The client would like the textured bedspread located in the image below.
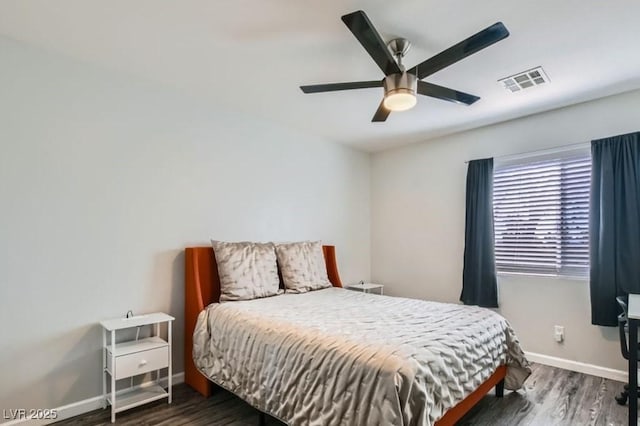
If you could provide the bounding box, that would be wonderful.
[193,288,530,426]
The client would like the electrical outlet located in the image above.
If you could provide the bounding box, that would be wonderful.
[554,325,564,343]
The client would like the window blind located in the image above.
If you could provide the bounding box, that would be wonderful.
[493,154,591,277]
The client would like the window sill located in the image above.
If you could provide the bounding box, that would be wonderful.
[497,271,589,282]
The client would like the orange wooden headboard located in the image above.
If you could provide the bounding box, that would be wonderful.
[184,245,343,397]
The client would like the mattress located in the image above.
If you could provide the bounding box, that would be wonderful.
[193,287,530,426]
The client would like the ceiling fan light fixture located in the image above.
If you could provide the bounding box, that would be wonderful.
[383,72,418,112]
[383,90,417,111]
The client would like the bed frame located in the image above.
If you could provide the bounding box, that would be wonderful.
[184,245,506,426]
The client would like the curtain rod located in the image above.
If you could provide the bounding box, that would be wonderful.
[464,141,590,164]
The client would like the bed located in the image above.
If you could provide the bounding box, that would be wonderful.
[184,245,530,425]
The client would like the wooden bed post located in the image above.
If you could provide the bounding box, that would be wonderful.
[258,412,266,426]
[495,378,505,398]
[433,365,507,426]
[322,245,343,288]
[184,248,216,398]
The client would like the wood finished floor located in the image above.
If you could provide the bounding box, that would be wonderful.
[55,363,628,425]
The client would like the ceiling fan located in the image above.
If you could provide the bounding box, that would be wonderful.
[300,10,509,122]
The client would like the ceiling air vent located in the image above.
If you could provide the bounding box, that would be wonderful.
[498,66,549,92]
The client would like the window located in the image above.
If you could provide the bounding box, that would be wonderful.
[493,151,591,277]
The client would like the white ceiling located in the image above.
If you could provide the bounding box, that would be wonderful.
[1,0,640,151]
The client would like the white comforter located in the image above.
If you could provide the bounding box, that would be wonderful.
[193,288,530,426]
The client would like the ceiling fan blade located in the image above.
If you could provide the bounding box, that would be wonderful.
[300,80,383,94]
[341,10,401,76]
[408,22,509,80]
[372,101,391,122]
[417,81,480,105]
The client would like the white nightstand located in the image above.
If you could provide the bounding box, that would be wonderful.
[100,312,174,423]
[347,282,384,295]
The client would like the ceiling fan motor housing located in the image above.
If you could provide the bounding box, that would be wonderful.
[384,72,417,98]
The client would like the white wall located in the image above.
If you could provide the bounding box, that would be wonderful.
[0,37,370,413]
[371,88,640,372]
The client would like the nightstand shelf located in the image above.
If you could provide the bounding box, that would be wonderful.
[100,312,174,423]
[106,384,168,413]
[347,282,384,295]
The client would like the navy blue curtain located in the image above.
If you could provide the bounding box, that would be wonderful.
[461,158,498,308]
[590,131,640,326]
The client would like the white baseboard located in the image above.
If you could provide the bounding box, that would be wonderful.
[525,351,627,382]
[1,373,184,426]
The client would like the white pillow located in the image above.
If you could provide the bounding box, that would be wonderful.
[275,241,332,293]
[211,240,281,301]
